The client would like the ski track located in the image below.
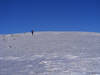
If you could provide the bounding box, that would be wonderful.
[0,32,100,75]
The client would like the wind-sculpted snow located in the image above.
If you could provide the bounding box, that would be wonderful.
[0,32,100,75]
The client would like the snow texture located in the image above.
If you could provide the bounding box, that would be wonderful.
[0,31,100,75]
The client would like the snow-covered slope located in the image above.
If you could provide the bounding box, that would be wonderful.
[0,31,100,75]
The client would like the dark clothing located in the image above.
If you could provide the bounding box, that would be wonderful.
[32,30,34,36]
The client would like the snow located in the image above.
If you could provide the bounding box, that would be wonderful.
[0,31,100,75]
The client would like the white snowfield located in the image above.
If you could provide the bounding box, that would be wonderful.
[0,31,100,75]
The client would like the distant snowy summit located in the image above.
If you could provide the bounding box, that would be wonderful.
[0,31,100,38]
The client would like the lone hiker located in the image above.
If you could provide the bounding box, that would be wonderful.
[31,30,34,36]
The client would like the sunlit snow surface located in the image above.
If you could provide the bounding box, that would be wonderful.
[0,32,100,75]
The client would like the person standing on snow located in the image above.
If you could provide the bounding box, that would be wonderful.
[31,30,34,36]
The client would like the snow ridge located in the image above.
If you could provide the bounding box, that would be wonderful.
[0,32,100,75]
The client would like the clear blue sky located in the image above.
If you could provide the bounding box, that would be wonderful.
[0,0,99,34]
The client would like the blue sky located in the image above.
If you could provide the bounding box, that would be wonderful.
[0,0,99,34]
